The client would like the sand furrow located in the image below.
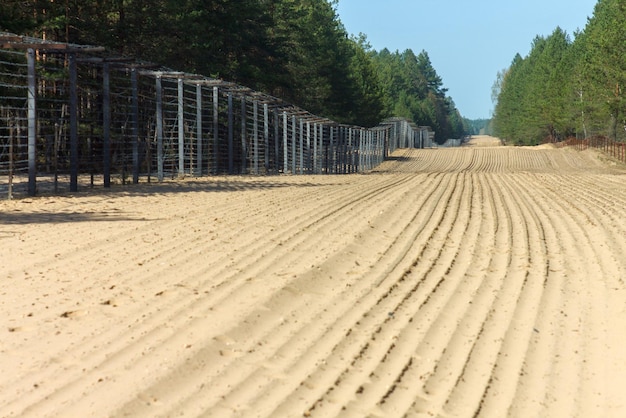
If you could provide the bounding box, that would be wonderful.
[1,143,625,418]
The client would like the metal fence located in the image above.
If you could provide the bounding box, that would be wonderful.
[0,33,432,198]
[555,136,626,163]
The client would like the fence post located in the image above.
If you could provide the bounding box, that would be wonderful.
[213,86,219,174]
[291,115,296,174]
[283,111,288,172]
[341,126,345,173]
[132,69,140,183]
[299,119,304,174]
[313,123,317,174]
[8,117,14,200]
[241,97,247,174]
[306,121,311,173]
[103,63,111,187]
[338,126,343,173]
[196,83,203,176]
[69,53,79,192]
[227,92,234,175]
[253,100,259,174]
[319,124,324,174]
[274,110,279,173]
[27,49,37,196]
[177,78,185,177]
[358,129,364,172]
[329,125,335,173]
[264,103,269,173]
[156,75,164,182]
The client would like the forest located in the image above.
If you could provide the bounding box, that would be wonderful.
[492,0,626,145]
[0,0,468,141]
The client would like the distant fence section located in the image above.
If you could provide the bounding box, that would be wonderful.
[0,32,434,198]
[438,137,466,148]
[555,136,626,164]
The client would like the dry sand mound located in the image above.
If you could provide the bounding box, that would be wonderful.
[1,146,626,417]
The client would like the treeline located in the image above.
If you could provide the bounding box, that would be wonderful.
[492,0,625,145]
[0,0,467,139]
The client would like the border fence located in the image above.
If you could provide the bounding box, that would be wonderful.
[0,32,433,198]
[555,136,626,164]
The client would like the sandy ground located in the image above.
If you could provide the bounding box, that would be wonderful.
[1,137,626,417]
[465,135,504,147]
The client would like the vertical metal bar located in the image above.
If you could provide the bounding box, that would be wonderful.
[368,132,378,170]
[317,124,322,174]
[196,83,203,176]
[27,49,37,196]
[69,53,78,192]
[299,119,304,174]
[102,63,111,187]
[274,110,279,173]
[253,100,259,174]
[313,123,318,174]
[54,121,59,191]
[329,125,335,174]
[264,103,269,172]
[342,127,347,174]
[283,111,288,173]
[367,131,378,170]
[359,129,364,172]
[213,86,219,174]
[348,128,352,173]
[156,76,164,182]
[8,117,14,200]
[177,78,184,177]
[338,126,342,174]
[132,69,139,183]
[241,97,247,174]
[228,92,234,174]
[291,115,296,174]
[306,122,311,173]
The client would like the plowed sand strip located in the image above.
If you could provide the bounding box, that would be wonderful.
[1,143,626,418]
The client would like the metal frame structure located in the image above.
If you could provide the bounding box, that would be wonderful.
[0,32,432,197]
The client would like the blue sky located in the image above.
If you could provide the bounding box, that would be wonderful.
[335,0,598,120]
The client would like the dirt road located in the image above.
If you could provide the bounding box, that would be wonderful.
[2,137,626,417]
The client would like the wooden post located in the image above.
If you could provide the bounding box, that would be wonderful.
[156,76,164,182]
[69,53,78,192]
[27,49,37,196]
[103,63,111,187]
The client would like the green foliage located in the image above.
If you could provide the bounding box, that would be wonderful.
[372,49,467,142]
[493,0,626,144]
[1,0,465,131]
[464,118,492,136]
